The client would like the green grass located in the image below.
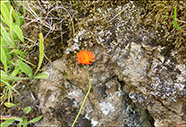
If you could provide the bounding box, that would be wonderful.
[0,1,48,126]
[172,5,181,31]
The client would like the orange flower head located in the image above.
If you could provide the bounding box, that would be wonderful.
[77,50,95,66]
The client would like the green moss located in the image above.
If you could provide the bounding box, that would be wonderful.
[136,1,186,63]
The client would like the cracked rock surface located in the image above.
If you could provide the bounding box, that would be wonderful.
[36,1,185,127]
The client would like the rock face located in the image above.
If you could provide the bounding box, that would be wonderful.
[36,1,185,127]
[37,57,153,127]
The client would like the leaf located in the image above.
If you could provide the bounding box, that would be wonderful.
[23,106,31,114]
[1,24,14,48]
[0,119,15,127]
[4,102,17,108]
[0,14,7,28]
[14,49,26,57]
[17,123,22,127]
[1,116,23,123]
[1,70,7,76]
[1,2,11,27]
[34,33,44,75]
[11,5,23,26]
[27,115,43,123]
[17,59,33,78]
[14,117,23,122]
[21,117,28,127]
[0,36,7,46]
[13,25,24,42]
[34,72,49,79]
[0,46,7,73]
[1,37,12,60]
[11,67,20,77]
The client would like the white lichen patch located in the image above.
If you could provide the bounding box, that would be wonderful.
[85,114,99,127]
[176,64,186,81]
[91,118,99,126]
[68,88,83,99]
[99,102,115,116]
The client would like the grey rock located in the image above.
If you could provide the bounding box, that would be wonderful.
[37,1,185,127]
[37,56,153,127]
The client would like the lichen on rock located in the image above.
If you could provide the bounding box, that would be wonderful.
[36,1,185,127]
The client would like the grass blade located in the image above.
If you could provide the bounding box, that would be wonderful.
[1,24,14,48]
[173,5,181,31]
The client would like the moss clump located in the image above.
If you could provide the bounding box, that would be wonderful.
[136,1,186,63]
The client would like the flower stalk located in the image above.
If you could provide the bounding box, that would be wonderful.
[71,66,92,127]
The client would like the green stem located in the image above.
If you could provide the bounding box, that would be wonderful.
[71,67,91,127]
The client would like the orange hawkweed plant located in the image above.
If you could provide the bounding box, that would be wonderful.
[71,50,95,127]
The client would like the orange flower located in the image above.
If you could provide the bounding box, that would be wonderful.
[77,50,95,65]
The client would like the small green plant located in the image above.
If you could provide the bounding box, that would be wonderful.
[0,1,48,126]
[0,1,48,99]
[1,32,48,81]
[1,0,25,103]
[1,102,43,127]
